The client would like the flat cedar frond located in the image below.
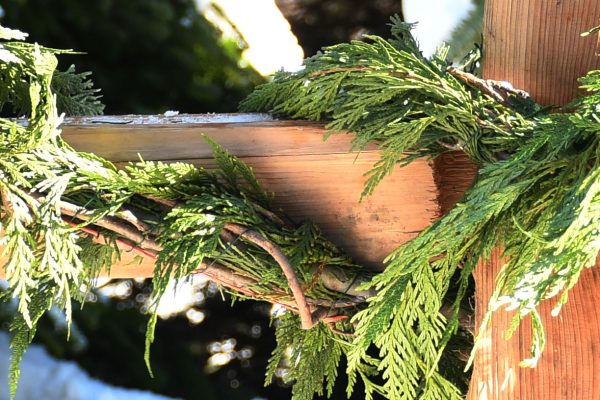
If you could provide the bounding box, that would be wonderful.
[3,14,600,400]
[0,24,365,400]
[242,14,600,400]
[52,65,104,116]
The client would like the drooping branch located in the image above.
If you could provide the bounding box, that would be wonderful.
[56,199,161,251]
[223,222,315,329]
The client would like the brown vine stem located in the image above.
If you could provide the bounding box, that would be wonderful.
[223,222,315,329]
[249,202,289,227]
[72,220,356,318]
[139,195,178,208]
[26,191,364,327]
[116,206,153,232]
[309,64,531,110]
[57,200,162,252]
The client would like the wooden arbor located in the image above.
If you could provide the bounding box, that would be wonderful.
[1,1,599,398]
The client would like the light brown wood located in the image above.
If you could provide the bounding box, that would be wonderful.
[0,115,441,276]
[62,114,384,162]
[483,0,600,106]
[163,154,437,269]
[466,1,600,399]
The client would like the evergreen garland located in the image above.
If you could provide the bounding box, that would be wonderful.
[2,16,600,400]
[0,25,372,399]
[242,17,600,399]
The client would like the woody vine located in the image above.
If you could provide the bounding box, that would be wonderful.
[1,17,600,400]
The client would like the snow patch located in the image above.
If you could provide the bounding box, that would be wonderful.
[0,332,178,400]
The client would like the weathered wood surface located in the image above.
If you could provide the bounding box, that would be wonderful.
[0,114,448,276]
[466,1,600,399]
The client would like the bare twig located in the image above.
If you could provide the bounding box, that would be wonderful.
[447,67,530,106]
[314,264,375,298]
[73,221,358,319]
[32,191,369,329]
[58,200,162,252]
[139,194,179,208]
[437,140,464,152]
[327,324,355,338]
[117,206,153,232]
[224,222,315,329]
[249,202,289,227]
[0,186,13,218]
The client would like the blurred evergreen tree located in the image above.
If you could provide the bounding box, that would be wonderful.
[446,0,484,62]
[277,0,484,67]
[0,0,264,114]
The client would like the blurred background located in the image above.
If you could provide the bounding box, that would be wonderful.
[0,1,482,399]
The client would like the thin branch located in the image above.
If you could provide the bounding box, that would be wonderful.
[0,186,14,219]
[249,201,289,227]
[447,67,530,105]
[46,193,367,327]
[437,140,465,152]
[73,221,355,317]
[224,222,315,329]
[58,200,162,252]
[116,206,153,232]
[139,194,179,208]
[327,323,355,338]
[314,264,375,298]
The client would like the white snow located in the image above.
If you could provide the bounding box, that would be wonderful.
[64,113,273,125]
[0,332,178,400]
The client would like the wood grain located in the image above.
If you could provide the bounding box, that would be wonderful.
[62,115,381,162]
[465,1,600,399]
[0,117,441,276]
[483,0,600,106]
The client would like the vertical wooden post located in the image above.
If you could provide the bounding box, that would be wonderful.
[467,1,600,399]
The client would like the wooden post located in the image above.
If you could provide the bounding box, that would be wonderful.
[467,2,600,399]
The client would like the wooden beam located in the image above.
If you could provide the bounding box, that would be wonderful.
[1,114,446,276]
[466,2,600,399]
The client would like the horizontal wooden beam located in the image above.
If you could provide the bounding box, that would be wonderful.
[2,114,475,277]
[62,113,380,161]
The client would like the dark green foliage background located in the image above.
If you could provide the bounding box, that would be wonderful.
[0,287,284,400]
[0,0,264,114]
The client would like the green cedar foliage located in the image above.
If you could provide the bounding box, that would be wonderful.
[242,17,600,399]
[5,15,600,400]
[52,65,104,116]
[0,25,366,400]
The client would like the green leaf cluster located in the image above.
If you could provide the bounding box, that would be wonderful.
[242,17,600,399]
[4,15,600,400]
[0,25,364,399]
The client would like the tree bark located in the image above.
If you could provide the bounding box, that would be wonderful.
[467,2,600,399]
